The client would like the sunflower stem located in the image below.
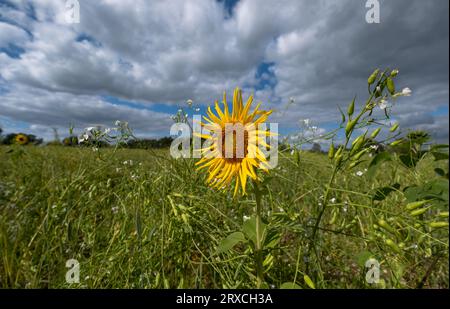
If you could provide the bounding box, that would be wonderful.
[253,180,264,289]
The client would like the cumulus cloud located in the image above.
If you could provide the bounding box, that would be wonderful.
[0,0,448,142]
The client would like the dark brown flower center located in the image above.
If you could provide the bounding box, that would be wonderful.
[220,126,248,162]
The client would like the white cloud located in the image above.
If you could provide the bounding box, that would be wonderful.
[0,0,448,142]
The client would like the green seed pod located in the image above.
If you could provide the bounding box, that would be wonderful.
[405,200,428,211]
[389,123,399,132]
[294,150,300,165]
[351,136,365,153]
[438,211,449,218]
[390,140,403,147]
[429,222,449,228]
[410,207,429,217]
[371,128,381,139]
[351,135,363,148]
[335,154,343,166]
[386,77,395,95]
[328,142,335,160]
[348,161,358,169]
[347,98,355,117]
[329,209,337,225]
[378,219,395,233]
[345,119,357,136]
[385,239,401,253]
[335,146,343,158]
[368,69,380,85]
[353,149,368,161]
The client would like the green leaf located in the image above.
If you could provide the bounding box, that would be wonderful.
[399,154,419,168]
[280,282,301,289]
[356,251,374,268]
[367,152,391,178]
[242,216,266,247]
[371,183,400,201]
[216,232,246,254]
[435,168,445,177]
[304,275,315,289]
[431,151,449,161]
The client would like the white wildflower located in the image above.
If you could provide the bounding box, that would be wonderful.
[243,215,250,222]
[379,99,388,110]
[92,147,99,152]
[401,87,412,96]
[356,170,364,177]
[330,198,336,203]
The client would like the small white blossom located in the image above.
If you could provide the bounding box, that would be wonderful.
[243,215,250,222]
[402,87,412,96]
[92,147,99,152]
[111,206,119,214]
[379,99,388,110]
[356,170,364,177]
[330,198,336,203]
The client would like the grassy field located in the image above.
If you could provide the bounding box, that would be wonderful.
[0,145,448,288]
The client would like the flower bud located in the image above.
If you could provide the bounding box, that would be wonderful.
[387,78,395,95]
[390,140,403,147]
[353,149,367,161]
[371,128,381,139]
[389,123,399,132]
[390,69,399,77]
[368,69,379,85]
[345,119,357,137]
[328,142,335,160]
[347,98,355,117]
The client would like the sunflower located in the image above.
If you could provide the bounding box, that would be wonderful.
[15,134,29,145]
[196,87,274,196]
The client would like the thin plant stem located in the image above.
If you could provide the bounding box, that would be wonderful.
[254,180,264,288]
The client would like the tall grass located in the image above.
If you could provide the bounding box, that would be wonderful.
[0,145,447,288]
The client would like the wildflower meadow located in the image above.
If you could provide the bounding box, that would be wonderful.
[0,69,448,289]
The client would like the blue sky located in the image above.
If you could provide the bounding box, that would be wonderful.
[0,0,448,144]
